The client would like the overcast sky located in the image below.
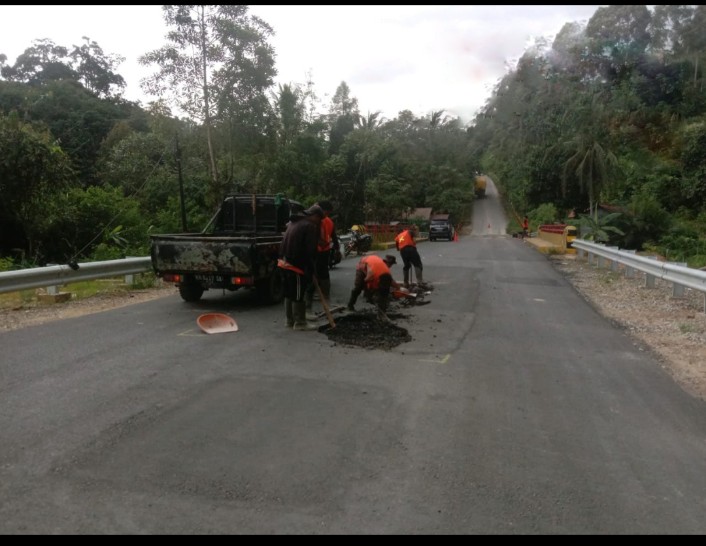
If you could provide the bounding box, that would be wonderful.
[2,5,604,123]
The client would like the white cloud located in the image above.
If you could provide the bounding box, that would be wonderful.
[1,4,604,123]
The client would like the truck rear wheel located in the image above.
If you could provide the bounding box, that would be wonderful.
[179,280,204,302]
[256,269,284,304]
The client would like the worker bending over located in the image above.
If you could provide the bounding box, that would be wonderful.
[347,254,400,318]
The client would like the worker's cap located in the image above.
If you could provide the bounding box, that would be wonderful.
[383,255,397,266]
[303,205,325,217]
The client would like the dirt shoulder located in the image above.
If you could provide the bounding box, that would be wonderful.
[0,283,176,332]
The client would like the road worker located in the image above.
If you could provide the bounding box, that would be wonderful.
[394,226,424,287]
[347,254,400,318]
[522,215,530,238]
[278,204,324,331]
[305,200,340,320]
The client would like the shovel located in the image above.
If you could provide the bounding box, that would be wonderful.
[312,276,336,329]
[316,305,346,318]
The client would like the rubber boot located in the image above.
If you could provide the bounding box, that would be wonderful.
[285,298,294,328]
[347,290,358,312]
[305,302,317,320]
[414,266,424,284]
[305,286,316,320]
[293,300,318,331]
[403,268,410,288]
[376,294,390,322]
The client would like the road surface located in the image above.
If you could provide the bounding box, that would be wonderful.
[2,184,706,534]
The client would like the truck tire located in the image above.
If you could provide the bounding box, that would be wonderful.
[256,269,284,304]
[179,280,204,302]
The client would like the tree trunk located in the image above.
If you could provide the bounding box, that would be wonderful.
[199,6,219,204]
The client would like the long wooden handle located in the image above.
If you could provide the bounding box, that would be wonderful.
[313,276,336,329]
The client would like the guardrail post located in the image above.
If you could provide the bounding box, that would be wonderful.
[624,250,636,278]
[44,263,59,294]
[645,256,658,288]
[608,247,620,272]
[124,256,135,285]
[670,262,688,298]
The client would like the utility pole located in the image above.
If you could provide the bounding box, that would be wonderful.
[175,134,188,232]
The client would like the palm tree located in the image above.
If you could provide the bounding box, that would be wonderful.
[578,211,624,243]
[553,87,621,220]
[562,134,620,220]
[355,111,384,131]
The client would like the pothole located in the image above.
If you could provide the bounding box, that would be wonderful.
[319,310,412,350]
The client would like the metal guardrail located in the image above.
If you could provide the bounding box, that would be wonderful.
[572,239,706,312]
[0,257,153,295]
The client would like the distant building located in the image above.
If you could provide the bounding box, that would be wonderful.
[404,207,433,223]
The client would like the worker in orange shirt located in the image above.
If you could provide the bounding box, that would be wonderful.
[347,254,400,318]
[394,226,424,287]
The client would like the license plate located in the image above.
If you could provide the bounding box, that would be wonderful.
[195,274,224,283]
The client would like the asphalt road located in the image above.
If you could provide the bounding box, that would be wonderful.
[2,183,706,534]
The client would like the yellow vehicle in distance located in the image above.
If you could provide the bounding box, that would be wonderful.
[474,175,487,198]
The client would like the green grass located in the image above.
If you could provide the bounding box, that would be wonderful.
[678,323,696,334]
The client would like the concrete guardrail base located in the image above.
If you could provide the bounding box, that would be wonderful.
[37,292,72,303]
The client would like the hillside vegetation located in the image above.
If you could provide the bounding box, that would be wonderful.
[1,5,704,269]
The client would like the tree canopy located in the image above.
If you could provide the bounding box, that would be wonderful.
[1,5,706,268]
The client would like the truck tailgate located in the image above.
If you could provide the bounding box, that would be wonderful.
[150,234,281,275]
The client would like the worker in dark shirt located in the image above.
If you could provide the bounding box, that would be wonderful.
[278,205,324,331]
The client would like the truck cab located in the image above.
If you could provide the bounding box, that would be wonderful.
[211,194,303,235]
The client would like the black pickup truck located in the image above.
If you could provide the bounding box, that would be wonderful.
[150,194,303,303]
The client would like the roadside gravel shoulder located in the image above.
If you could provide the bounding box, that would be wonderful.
[0,283,176,333]
[549,253,706,402]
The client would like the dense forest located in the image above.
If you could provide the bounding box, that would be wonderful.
[1,5,705,269]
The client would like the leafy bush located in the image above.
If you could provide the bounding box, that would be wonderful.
[618,193,673,249]
[578,212,625,243]
[656,222,706,265]
[531,203,560,226]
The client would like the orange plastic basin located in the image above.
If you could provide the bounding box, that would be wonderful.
[197,313,239,334]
